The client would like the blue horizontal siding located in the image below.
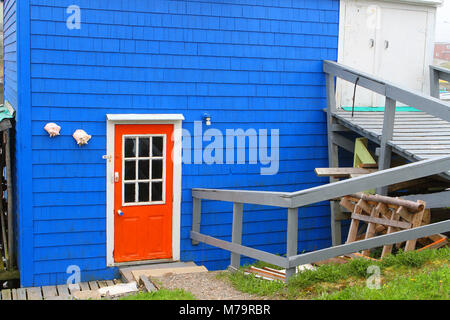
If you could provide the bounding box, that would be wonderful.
[20,0,340,286]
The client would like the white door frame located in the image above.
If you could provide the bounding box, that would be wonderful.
[105,114,184,267]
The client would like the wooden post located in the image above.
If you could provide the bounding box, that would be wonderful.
[5,130,14,270]
[429,66,440,99]
[230,203,243,269]
[192,197,201,245]
[377,97,396,195]
[325,73,344,246]
[285,207,298,280]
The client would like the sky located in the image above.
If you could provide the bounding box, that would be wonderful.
[436,0,450,42]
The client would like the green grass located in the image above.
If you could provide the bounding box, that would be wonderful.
[120,288,196,300]
[217,247,450,300]
[319,265,449,300]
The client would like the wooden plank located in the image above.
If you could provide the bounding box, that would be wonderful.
[68,283,80,295]
[56,284,70,297]
[191,231,289,268]
[315,167,377,177]
[88,281,99,290]
[79,282,90,291]
[405,204,427,252]
[105,280,114,286]
[381,207,402,257]
[346,201,364,243]
[16,288,27,300]
[42,286,58,299]
[351,213,411,229]
[1,289,12,300]
[97,281,108,288]
[230,202,243,269]
[113,279,122,284]
[11,289,17,300]
[288,220,450,268]
[26,287,43,300]
[362,203,384,256]
[139,275,158,292]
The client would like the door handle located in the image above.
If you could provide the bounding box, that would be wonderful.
[369,39,374,48]
[384,40,389,49]
[117,210,124,217]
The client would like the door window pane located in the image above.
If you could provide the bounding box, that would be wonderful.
[152,160,163,179]
[139,137,150,157]
[152,137,163,157]
[124,138,136,158]
[124,183,136,203]
[152,182,163,202]
[138,183,150,202]
[124,161,136,180]
[138,160,149,180]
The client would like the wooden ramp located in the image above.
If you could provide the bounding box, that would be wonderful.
[0,279,122,300]
[331,110,450,178]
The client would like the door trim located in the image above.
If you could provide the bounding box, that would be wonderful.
[105,114,184,267]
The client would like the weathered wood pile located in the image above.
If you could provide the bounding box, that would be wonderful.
[340,193,448,257]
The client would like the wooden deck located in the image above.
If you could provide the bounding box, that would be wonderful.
[332,110,450,178]
[0,279,123,300]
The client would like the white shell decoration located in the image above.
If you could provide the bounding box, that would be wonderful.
[73,129,92,146]
[44,123,61,137]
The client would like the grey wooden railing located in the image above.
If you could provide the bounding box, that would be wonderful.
[190,61,450,281]
[323,60,450,245]
[191,155,450,280]
[430,65,450,99]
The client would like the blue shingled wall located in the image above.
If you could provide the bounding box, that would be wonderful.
[23,0,339,286]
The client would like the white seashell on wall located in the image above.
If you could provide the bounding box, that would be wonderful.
[73,129,92,146]
[44,123,61,137]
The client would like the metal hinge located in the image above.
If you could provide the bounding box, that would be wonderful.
[102,155,112,162]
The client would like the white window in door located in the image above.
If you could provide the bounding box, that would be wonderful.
[122,135,166,205]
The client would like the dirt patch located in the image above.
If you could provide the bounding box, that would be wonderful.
[152,271,261,300]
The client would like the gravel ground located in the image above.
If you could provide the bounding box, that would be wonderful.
[152,271,262,300]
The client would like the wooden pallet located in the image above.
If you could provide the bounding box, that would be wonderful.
[340,193,442,258]
[0,279,122,300]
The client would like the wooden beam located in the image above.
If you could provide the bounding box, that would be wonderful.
[351,213,411,229]
[315,167,377,178]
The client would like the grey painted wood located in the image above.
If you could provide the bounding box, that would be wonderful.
[331,133,355,153]
[191,231,289,268]
[288,220,450,268]
[324,60,450,122]
[79,282,90,291]
[26,287,43,300]
[139,275,157,292]
[42,286,58,299]
[192,188,292,208]
[401,191,450,208]
[56,284,70,297]
[230,203,243,269]
[192,197,202,245]
[88,281,99,290]
[16,288,27,300]
[378,97,396,195]
[290,155,450,208]
[286,208,298,279]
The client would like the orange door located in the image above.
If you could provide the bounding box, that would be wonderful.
[114,124,173,263]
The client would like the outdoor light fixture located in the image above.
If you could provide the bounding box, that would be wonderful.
[202,113,212,126]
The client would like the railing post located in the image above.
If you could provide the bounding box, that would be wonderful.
[429,66,440,99]
[230,202,243,269]
[192,197,202,245]
[325,72,343,246]
[285,207,298,280]
[377,97,396,195]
